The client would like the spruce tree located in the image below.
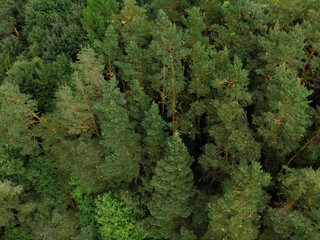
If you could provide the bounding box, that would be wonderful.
[147,133,195,239]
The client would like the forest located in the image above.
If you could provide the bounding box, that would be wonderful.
[0,0,320,239]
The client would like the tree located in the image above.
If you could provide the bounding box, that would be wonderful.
[5,56,71,112]
[149,10,190,133]
[81,0,119,43]
[95,192,145,240]
[147,133,195,239]
[94,77,142,186]
[141,102,167,180]
[253,65,312,172]
[25,0,85,60]
[260,167,320,240]
[204,161,271,240]
[0,82,39,155]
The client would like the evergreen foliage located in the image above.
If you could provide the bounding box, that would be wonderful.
[147,133,195,239]
[94,77,141,185]
[205,161,271,240]
[1,0,320,239]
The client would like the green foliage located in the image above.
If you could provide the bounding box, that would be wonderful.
[25,0,85,60]
[5,56,71,112]
[71,186,98,238]
[55,47,103,135]
[205,161,271,240]
[94,77,141,185]
[253,65,312,164]
[0,35,24,83]
[147,133,195,239]
[141,102,167,177]
[0,0,26,36]
[1,0,320,239]
[0,82,38,155]
[261,167,320,240]
[82,0,119,43]
[0,180,23,228]
[95,192,145,240]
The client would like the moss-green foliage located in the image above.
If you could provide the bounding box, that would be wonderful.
[1,0,320,239]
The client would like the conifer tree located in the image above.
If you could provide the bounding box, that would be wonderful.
[260,167,320,240]
[141,102,167,177]
[178,7,211,139]
[149,10,190,133]
[94,25,122,79]
[94,77,141,186]
[147,133,195,239]
[0,180,23,229]
[200,51,259,182]
[253,65,312,172]
[0,82,39,155]
[25,0,85,60]
[55,47,103,136]
[113,0,153,89]
[151,0,191,24]
[205,161,271,240]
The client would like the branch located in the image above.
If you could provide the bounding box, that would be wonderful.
[274,131,320,180]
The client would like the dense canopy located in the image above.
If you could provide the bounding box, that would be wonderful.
[0,0,320,239]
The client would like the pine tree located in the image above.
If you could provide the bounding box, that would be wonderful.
[147,133,195,239]
[0,82,39,155]
[151,0,191,24]
[55,47,103,136]
[253,65,312,172]
[204,161,271,240]
[94,77,141,186]
[199,51,259,182]
[149,10,190,133]
[177,7,211,140]
[94,25,122,79]
[113,0,153,89]
[260,167,320,240]
[0,180,23,228]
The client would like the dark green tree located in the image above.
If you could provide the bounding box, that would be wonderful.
[147,133,195,239]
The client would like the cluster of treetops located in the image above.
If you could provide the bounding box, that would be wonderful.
[0,0,320,239]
